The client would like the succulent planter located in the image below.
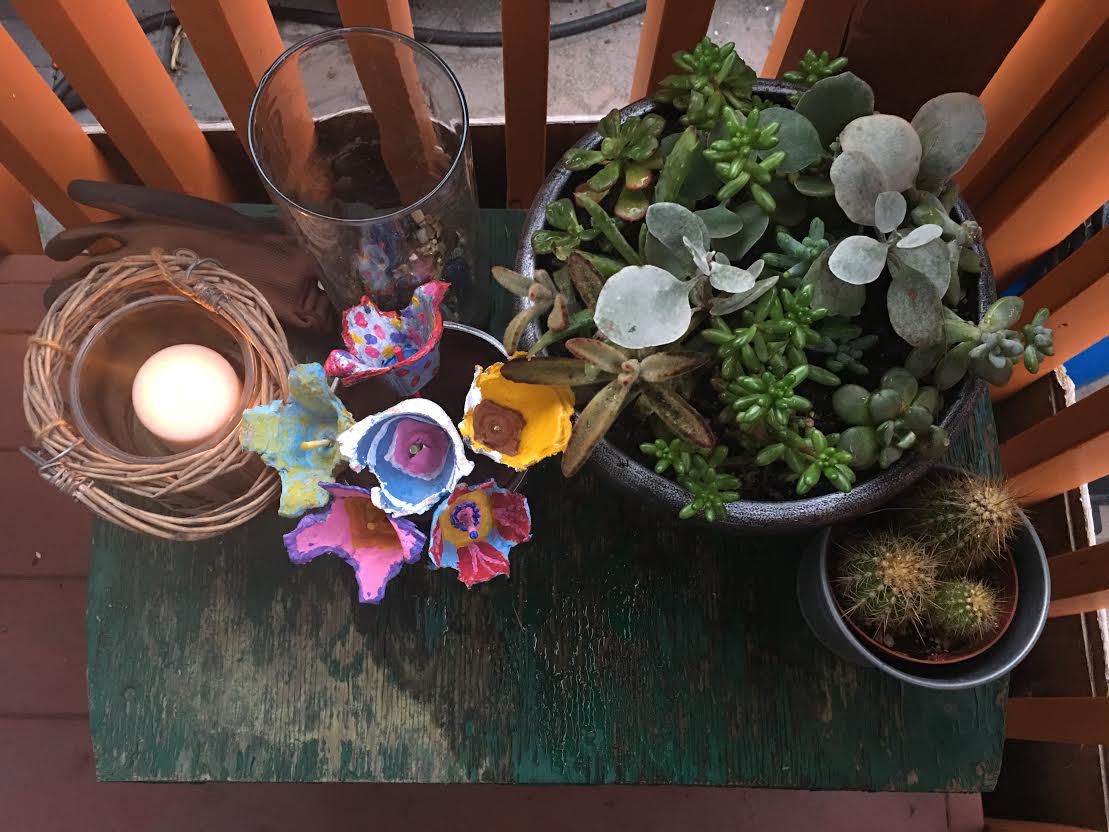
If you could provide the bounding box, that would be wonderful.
[514,87,997,533]
[795,508,1049,690]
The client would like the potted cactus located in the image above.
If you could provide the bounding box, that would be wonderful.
[500,40,1055,531]
[796,471,1050,689]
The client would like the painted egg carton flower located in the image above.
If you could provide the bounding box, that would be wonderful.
[429,480,532,587]
[458,359,574,471]
[284,482,426,604]
[338,397,474,517]
[325,280,449,395]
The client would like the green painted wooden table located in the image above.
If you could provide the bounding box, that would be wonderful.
[87,211,1007,787]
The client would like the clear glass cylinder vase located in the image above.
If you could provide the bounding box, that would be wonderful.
[248,27,484,326]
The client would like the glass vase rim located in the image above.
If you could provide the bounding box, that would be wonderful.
[247,25,471,227]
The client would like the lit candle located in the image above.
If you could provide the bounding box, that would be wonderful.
[131,344,242,448]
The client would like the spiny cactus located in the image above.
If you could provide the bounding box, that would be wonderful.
[899,472,1021,569]
[931,579,1001,641]
[655,38,756,131]
[835,533,939,632]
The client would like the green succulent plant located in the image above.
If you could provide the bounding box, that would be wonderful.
[562,108,666,221]
[833,368,948,469]
[676,445,740,521]
[811,320,877,376]
[718,364,811,431]
[760,218,830,286]
[655,37,756,131]
[782,49,849,88]
[834,533,939,632]
[639,436,696,476]
[757,427,855,494]
[703,107,785,211]
[532,198,600,261]
[910,297,1055,389]
[930,579,1001,641]
[501,339,713,476]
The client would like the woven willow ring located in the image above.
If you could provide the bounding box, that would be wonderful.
[22,249,296,541]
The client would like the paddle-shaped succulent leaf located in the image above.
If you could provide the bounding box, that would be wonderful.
[829,150,888,226]
[795,71,875,147]
[911,92,987,193]
[829,235,888,285]
[757,106,823,173]
[594,264,694,349]
[838,113,922,193]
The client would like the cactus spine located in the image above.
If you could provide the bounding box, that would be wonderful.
[931,579,1000,640]
[835,533,938,632]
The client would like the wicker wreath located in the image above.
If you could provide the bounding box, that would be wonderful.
[22,249,296,541]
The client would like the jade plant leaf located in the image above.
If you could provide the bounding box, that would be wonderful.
[889,237,951,297]
[695,203,744,239]
[829,150,888,226]
[911,92,987,192]
[829,235,889,285]
[804,248,865,317]
[887,269,944,347]
[896,224,944,249]
[873,191,907,234]
[795,71,875,148]
[838,113,922,193]
[757,106,823,173]
[594,265,694,349]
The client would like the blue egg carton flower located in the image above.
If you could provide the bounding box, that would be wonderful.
[429,480,532,587]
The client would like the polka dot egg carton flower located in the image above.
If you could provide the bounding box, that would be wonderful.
[325,280,449,396]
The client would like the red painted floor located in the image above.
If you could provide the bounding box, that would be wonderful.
[0,257,985,831]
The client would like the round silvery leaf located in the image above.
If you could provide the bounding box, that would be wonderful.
[804,248,865,317]
[757,106,823,173]
[911,92,987,191]
[828,235,889,285]
[829,150,888,226]
[594,265,693,349]
[708,262,758,294]
[896,224,944,248]
[683,235,713,275]
[795,72,875,148]
[646,202,710,252]
[873,191,906,234]
[695,204,744,239]
[889,237,950,298]
[839,113,922,193]
[887,270,944,347]
[713,201,769,262]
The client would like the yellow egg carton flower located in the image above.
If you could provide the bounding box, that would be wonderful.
[458,358,574,471]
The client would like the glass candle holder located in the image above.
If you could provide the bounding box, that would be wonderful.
[248,27,485,327]
[68,295,256,463]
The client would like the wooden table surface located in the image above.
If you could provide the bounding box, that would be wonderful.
[86,210,1007,788]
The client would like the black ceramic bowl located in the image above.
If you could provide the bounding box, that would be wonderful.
[795,510,1049,690]
[513,83,997,533]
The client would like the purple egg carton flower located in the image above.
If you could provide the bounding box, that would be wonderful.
[429,480,532,587]
[337,397,473,517]
[283,482,426,604]
[325,280,449,396]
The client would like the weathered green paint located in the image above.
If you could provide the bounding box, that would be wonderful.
[87,211,1006,787]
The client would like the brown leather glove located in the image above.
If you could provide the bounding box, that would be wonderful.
[44,180,337,334]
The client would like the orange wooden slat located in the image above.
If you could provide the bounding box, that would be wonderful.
[1049,542,1109,617]
[761,0,858,79]
[0,25,116,228]
[993,228,1109,402]
[0,168,42,255]
[14,0,235,202]
[630,0,717,100]
[336,0,415,37]
[1006,696,1109,744]
[1001,385,1109,505]
[169,0,285,146]
[501,0,551,209]
[960,0,1109,206]
[977,63,1109,287]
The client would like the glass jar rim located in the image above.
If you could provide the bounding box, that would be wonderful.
[247,26,470,227]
